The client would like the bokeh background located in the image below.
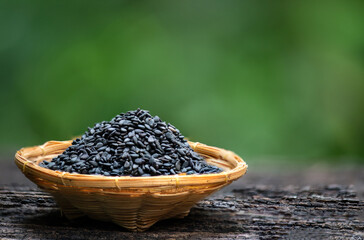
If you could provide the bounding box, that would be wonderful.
[1,0,363,166]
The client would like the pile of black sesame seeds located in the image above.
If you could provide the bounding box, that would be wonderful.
[40,109,222,177]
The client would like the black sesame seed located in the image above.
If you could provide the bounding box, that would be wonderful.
[124,161,130,168]
[135,158,144,164]
[165,132,173,140]
[90,161,98,167]
[163,163,173,168]
[154,129,162,135]
[177,149,185,156]
[130,153,139,158]
[150,166,157,174]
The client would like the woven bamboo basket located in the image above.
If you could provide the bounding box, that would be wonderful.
[14,140,247,231]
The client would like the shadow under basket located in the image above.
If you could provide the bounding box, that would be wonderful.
[15,140,247,231]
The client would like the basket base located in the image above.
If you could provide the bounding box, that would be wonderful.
[51,192,85,220]
[59,206,191,232]
[49,190,195,232]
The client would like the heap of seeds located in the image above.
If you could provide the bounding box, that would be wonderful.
[40,109,222,176]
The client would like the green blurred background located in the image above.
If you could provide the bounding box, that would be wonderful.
[1,0,363,165]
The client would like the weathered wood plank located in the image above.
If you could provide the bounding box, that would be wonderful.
[1,185,363,239]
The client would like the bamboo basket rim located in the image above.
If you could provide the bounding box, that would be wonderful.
[15,140,247,189]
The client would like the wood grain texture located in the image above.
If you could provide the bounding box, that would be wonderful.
[1,184,363,239]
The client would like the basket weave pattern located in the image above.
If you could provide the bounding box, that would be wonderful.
[15,140,247,231]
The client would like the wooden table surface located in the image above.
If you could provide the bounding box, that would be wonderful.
[1,160,363,239]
